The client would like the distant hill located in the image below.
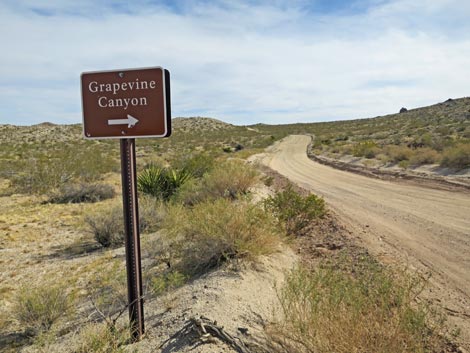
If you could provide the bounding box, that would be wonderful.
[1,98,469,168]
[173,117,235,132]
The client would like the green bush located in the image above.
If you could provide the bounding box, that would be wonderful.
[14,283,72,334]
[264,184,326,235]
[162,198,280,275]
[440,144,470,169]
[137,164,192,200]
[172,152,214,178]
[48,183,115,204]
[267,260,445,353]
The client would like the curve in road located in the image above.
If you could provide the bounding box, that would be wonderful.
[262,135,470,347]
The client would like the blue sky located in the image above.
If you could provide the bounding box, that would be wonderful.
[1,0,470,126]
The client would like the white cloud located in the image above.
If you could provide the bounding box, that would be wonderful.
[0,0,469,125]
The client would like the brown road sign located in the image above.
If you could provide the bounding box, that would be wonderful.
[81,67,171,139]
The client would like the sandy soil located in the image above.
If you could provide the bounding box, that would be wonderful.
[18,246,297,353]
[259,135,470,350]
[0,181,298,352]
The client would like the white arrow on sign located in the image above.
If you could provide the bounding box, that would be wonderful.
[108,115,139,128]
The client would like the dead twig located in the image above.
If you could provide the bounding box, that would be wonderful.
[158,315,252,353]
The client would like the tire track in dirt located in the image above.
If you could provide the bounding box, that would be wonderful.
[261,135,470,349]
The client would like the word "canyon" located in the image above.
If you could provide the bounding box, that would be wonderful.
[88,78,157,110]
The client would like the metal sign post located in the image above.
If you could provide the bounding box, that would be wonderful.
[120,138,144,339]
[81,66,171,342]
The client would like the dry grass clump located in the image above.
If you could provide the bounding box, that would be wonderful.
[440,144,470,169]
[72,322,128,353]
[85,206,124,248]
[385,145,413,163]
[203,159,259,198]
[162,198,281,275]
[14,283,73,335]
[267,259,446,353]
[174,159,259,205]
[409,147,441,166]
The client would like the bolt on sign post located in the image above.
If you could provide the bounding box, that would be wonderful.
[81,67,171,341]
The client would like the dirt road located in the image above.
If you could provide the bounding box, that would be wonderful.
[261,135,470,348]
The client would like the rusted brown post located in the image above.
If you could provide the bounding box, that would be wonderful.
[120,138,145,340]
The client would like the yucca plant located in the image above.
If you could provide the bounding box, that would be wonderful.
[137,164,192,200]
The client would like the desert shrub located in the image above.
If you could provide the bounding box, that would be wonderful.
[14,283,72,334]
[386,145,413,162]
[172,152,214,178]
[409,148,440,166]
[137,164,192,200]
[162,198,280,275]
[463,127,470,139]
[267,260,445,353]
[86,199,161,247]
[440,144,470,169]
[419,132,433,147]
[264,184,326,235]
[352,141,379,159]
[172,178,206,205]
[200,159,259,199]
[9,145,117,195]
[174,159,259,205]
[334,134,349,141]
[86,207,124,247]
[48,183,115,204]
[73,322,128,353]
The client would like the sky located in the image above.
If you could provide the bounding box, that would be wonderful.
[1,0,470,126]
